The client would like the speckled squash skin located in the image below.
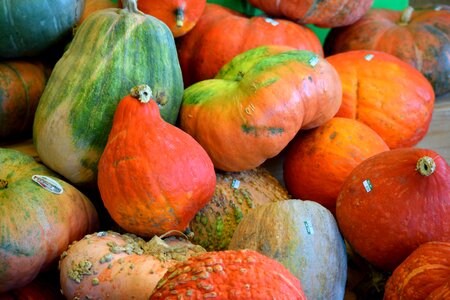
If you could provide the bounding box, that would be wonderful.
[324,6,450,96]
[189,167,290,251]
[229,200,347,300]
[150,249,307,299]
[336,148,450,271]
[248,0,373,27]
[33,0,184,187]
[177,3,324,86]
[283,117,389,215]
[0,148,99,293]
[384,242,450,300]
[59,231,205,300]
[180,45,342,172]
[326,50,434,149]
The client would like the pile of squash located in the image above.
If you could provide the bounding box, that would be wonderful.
[1,0,449,299]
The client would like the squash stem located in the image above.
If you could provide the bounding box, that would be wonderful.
[416,156,436,176]
[0,179,8,189]
[121,0,143,15]
[398,6,414,26]
[175,7,184,28]
[130,85,153,103]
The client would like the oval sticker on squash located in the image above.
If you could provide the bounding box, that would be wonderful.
[32,175,64,195]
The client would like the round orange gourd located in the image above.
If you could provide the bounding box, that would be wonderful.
[336,148,450,271]
[326,50,434,149]
[180,45,342,172]
[177,3,324,86]
[78,0,119,25]
[384,241,450,300]
[98,85,216,237]
[283,117,389,214]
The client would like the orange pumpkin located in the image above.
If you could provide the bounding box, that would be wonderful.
[180,45,342,172]
[324,6,450,96]
[177,3,324,86]
[384,241,450,300]
[98,85,216,237]
[283,117,389,214]
[326,50,434,149]
[78,0,119,25]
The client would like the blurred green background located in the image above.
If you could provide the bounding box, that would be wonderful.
[207,0,409,44]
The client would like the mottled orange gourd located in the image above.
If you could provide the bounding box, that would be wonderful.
[150,249,307,299]
[384,242,450,300]
[284,117,389,215]
[326,50,435,149]
[97,85,216,238]
[177,3,324,86]
[248,0,374,27]
[336,148,450,271]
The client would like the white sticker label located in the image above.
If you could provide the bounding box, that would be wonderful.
[231,179,240,189]
[308,56,319,67]
[32,175,63,194]
[363,179,373,192]
[304,220,314,235]
[264,18,279,26]
[364,54,375,61]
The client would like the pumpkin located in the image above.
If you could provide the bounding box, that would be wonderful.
[283,117,389,215]
[180,45,342,172]
[384,241,450,300]
[33,0,184,187]
[247,0,373,28]
[59,231,205,299]
[78,0,119,25]
[177,3,324,86]
[150,249,306,299]
[98,85,216,237]
[0,148,99,293]
[0,274,64,300]
[326,50,434,149]
[0,60,50,139]
[229,200,347,300]
[324,5,450,96]
[120,0,206,37]
[0,0,84,58]
[189,167,290,251]
[336,148,450,271]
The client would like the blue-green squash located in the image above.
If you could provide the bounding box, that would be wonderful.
[229,199,347,300]
[0,0,85,58]
[33,0,184,187]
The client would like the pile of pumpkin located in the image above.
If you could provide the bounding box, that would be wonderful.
[1,0,449,299]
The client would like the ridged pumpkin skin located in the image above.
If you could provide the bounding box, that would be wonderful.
[180,45,342,172]
[384,242,450,300]
[98,86,216,238]
[177,3,324,86]
[324,6,450,96]
[248,0,373,28]
[189,167,290,251]
[150,249,306,299]
[336,148,450,271]
[125,0,206,37]
[59,231,205,300]
[0,60,49,139]
[326,50,434,149]
[283,117,389,214]
[0,0,84,58]
[33,2,183,187]
[78,0,119,25]
[0,148,99,293]
[229,200,347,300]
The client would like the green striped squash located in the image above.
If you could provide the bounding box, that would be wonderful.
[33,0,184,187]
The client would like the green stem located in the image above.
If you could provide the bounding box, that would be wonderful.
[121,0,143,15]
[398,6,414,26]
[175,7,184,28]
[130,85,153,103]
[416,156,436,176]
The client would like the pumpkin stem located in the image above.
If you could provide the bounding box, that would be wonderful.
[130,85,153,103]
[159,229,190,240]
[175,7,184,28]
[416,156,436,176]
[121,0,144,15]
[399,6,414,25]
[0,179,7,189]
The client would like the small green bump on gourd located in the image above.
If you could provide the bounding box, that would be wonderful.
[156,278,168,289]
[233,205,243,223]
[200,215,208,226]
[186,289,194,296]
[68,260,93,283]
[204,292,218,298]
[92,277,100,285]
[108,263,113,269]
[0,179,8,189]
[215,217,224,237]
[60,251,68,260]
[99,253,113,263]
[213,264,223,272]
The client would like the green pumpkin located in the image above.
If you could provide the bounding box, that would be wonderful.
[0,148,98,293]
[0,0,85,58]
[33,0,184,187]
[229,199,347,300]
